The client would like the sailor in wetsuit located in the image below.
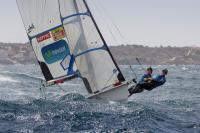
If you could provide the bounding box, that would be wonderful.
[128,67,153,95]
[128,68,168,96]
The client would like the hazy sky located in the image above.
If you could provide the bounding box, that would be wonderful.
[0,0,200,47]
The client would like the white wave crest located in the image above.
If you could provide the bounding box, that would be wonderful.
[0,75,19,83]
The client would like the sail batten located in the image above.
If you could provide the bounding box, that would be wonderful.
[62,12,89,21]
[74,46,106,58]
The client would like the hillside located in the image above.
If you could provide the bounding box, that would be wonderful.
[110,45,200,65]
[0,42,199,65]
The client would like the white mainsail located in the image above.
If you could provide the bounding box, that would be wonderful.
[59,0,125,93]
[17,0,126,94]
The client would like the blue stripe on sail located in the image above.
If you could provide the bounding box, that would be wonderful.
[61,12,89,22]
[74,46,107,58]
[29,12,89,40]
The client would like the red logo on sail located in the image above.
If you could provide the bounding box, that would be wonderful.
[36,32,51,43]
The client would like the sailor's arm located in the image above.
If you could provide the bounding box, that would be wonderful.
[144,77,153,83]
[153,76,166,84]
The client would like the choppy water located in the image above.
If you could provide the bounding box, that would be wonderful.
[0,64,199,133]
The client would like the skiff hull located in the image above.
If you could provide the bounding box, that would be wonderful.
[87,82,135,101]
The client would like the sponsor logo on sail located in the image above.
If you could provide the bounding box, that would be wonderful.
[51,27,65,41]
[41,40,70,64]
[36,32,51,43]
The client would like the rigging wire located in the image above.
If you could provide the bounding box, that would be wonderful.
[91,0,137,80]
[94,1,152,73]
[39,80,67,99]
[57,0,70,43]
[96,0,129,45]
[136,57,146,71]
[39,80,47,99]
[93,0,155,75]
[89,0,119,45]
[57,84,67,92]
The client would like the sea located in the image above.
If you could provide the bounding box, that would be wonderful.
[0,64,199,133]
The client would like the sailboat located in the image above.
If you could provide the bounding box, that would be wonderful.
[16,0,136,101]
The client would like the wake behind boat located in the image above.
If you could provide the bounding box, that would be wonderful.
[17,0,136,101]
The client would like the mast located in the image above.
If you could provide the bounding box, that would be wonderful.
[82,0,125,81]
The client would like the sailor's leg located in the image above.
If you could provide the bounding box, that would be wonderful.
[143,81,156,91]
[145,85,157,91]
[128,84,144,96]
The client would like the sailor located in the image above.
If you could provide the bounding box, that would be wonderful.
[128,68,168,96]
[151,69,168,89]
[128,67,153,94]
[138,67,153,84]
